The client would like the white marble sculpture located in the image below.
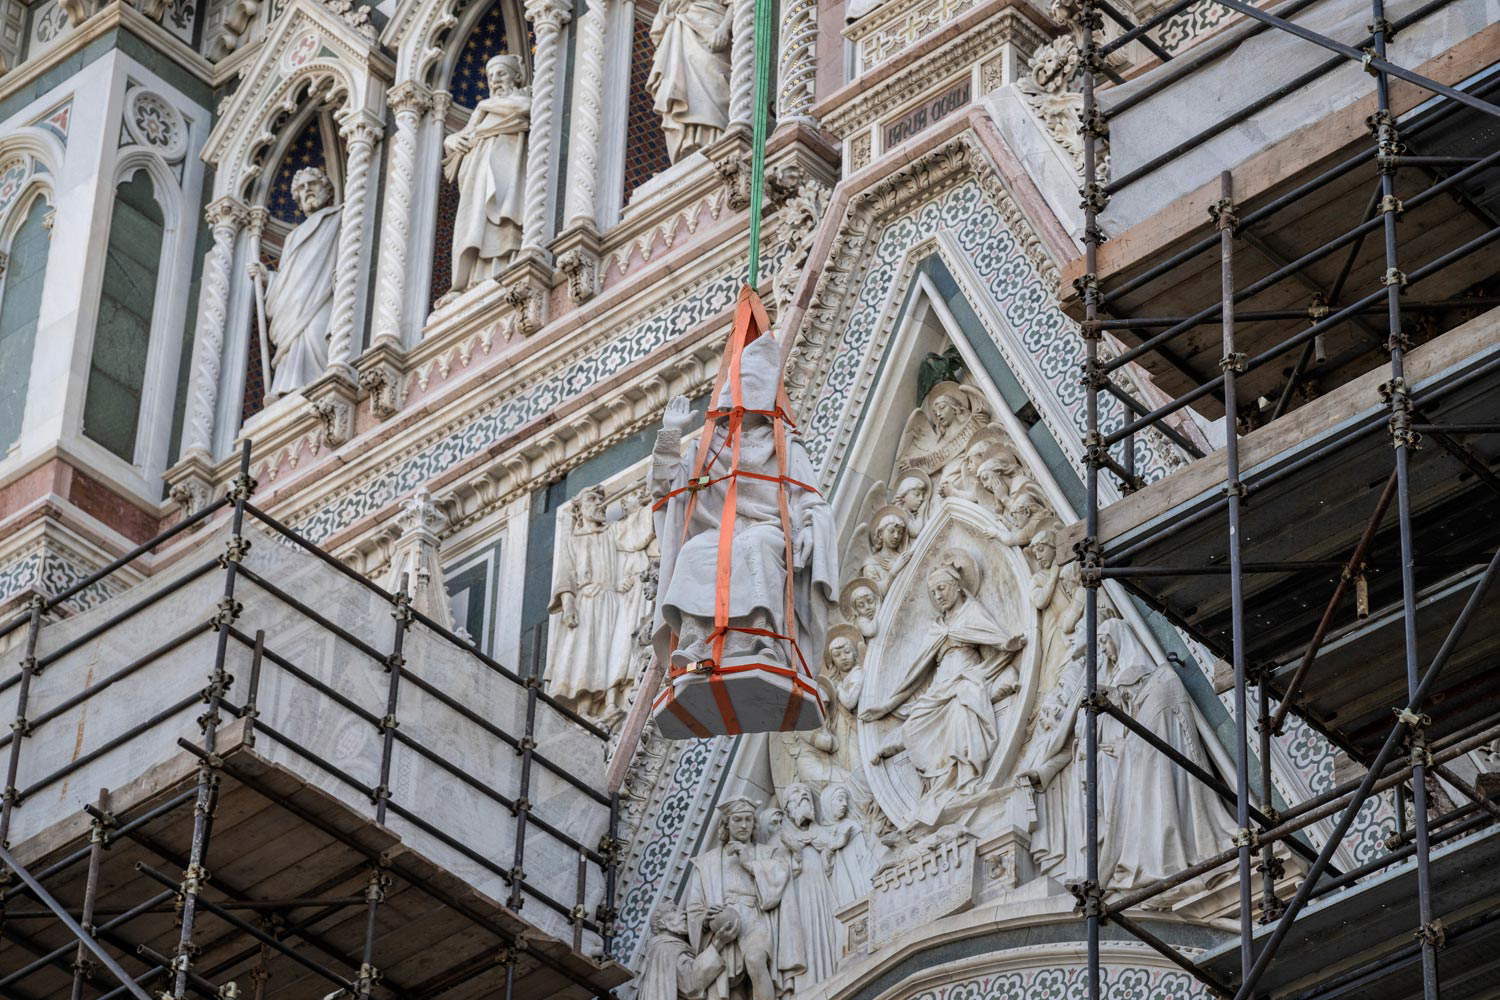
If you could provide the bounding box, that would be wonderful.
[548,483,655,725]
[682,797,801,1000]
[1016,651,1085,879]
[861,549,1027,825]
[648,0,732,162]
[441,54,529,298]
[248,166,340,398]
[638,901,733,1000]
[384,489,455,629]
[818,785,876,910]
[1096,616,1240,902]
[777,783,839,989]
[649,333,837,679]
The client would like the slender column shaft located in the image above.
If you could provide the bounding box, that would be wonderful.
[372,85,431,348]
[327,119,381,373]
[563,0,606,231]
[181,199,248,457]
[521,0,572,255]
[776,0,817,124]
[727,0,754,128]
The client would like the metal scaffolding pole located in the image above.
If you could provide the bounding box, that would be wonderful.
[169,440,252,999]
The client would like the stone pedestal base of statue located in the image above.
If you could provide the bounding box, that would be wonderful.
[650,657,823,739]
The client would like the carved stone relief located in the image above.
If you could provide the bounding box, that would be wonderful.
[546,479,657,728]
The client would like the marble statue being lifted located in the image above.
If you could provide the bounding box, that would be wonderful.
[648,0,732,162]
[249,166,340,398]
[649,333,837,678]
[441,54,529,298]
[682,797,801,1000]
[547,483,656,726]
[860,549,1027,826]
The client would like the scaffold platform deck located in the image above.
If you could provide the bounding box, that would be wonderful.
[1198,824,1500,999]
[1062,306,1500,756]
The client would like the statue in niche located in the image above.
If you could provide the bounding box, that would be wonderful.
[860,550,1027,827]
[650,334,837,677]
[638,901,735,1000]
[777,783,839,989]
[547,483,656,726]
[248,166,341,398]
[648,0,732,163]
[818,785,876,910]
[1095,616,1240,905]
[682,797,801,1000]
[441,54,529,301]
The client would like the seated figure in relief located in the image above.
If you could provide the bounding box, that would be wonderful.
[441,54,529,300]
[249,166,341,399]
[649,0,732,162]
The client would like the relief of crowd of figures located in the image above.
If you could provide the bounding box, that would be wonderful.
[547,357,1248,998]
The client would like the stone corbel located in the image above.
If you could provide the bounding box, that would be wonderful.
[552,224,603,305]
[305,370,360,449]
[165,451,218,518]
[355,340,407,421]
[704,128,754,211]
[497,253,553,338]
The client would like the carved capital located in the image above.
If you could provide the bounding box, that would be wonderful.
[205,196,250,234]
[338,112,382,147]
[524,0,572,31]
[246,204,269,239]
[387,81,432,116]
[429,90,454,123]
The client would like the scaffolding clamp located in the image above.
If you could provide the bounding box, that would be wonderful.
[180,863,210,897]
[1075,538,1103,588]
[1415,919,1446,949]
[1080,182,1110,213]
[1232,827,1260,850]
[1367,17,1397,40]
[1081,107,1109,138]
[598,832,623,862]
[379,713,400,732]
[1379,193,1404,217]
[1066,879,1106,918]
[1209,198,1237,232]
[383,651,405,672]
[495,944,519,968]
[10,712,31,737]
[1219,352,1247,374]
[365,869,392,903]
[220,534,252,566]
[1381,267,1408,289]
[216,984,240,1000]
[1256,852,1286,881]
[228,472,257,503]
[354,962,382,998]
[1073,274,1102,314]
[210,597,243,629]
[1223,479,1248,500]
[1394,706,1431,730]
[391,592,415,625]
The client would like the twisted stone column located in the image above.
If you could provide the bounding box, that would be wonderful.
[562,0,606,231]
[521,0,572,254]
[777,0,818,124]
[372,83,431,347]
[727,0,755,129]
[181,197,248,456]
[327,115,381,374]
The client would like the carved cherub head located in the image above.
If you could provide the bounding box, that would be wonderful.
[840,578,880,623]
[486,53,525,94]
[290,166,334,216]
[893,472,930,521]
[825,624,864,674]
[870,506,909,554]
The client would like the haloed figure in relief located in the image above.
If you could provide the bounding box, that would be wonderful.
[648,0,732,162]
[861,550,1026,825]
[442,54,529,299]
[249,166,341,398]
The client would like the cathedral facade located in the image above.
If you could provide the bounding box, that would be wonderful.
[0,0,1428,995]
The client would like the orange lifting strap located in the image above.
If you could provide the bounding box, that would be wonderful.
[649,287,825,738]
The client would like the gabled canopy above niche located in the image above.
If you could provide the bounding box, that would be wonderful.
[202,0,394,204]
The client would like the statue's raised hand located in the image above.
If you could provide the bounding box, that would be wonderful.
[663,395,694,432]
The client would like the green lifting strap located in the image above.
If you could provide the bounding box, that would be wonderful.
[746,0,773,287]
